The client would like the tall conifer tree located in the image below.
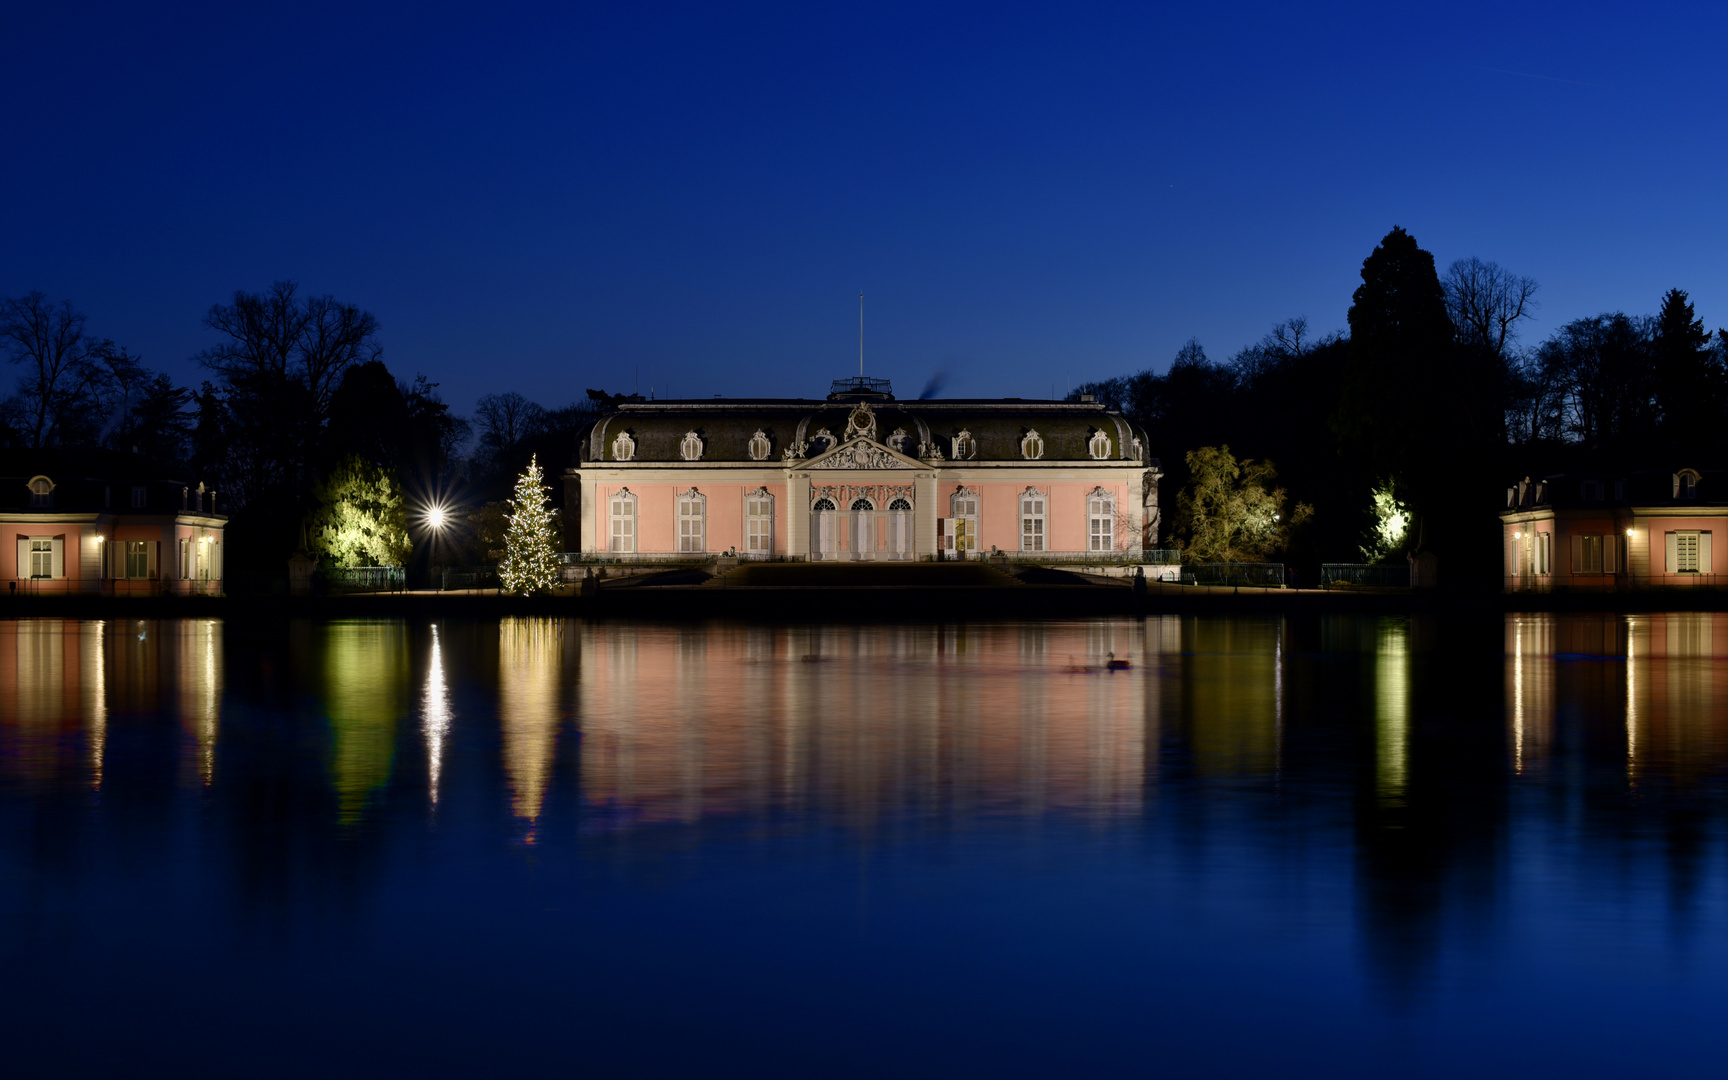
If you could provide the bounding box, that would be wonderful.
[499,454,560,595]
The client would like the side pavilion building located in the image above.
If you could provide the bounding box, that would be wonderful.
[566,378,1161,562]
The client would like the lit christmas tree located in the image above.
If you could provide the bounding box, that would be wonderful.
[499,454,561,595]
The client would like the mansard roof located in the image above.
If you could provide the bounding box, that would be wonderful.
[583,396,1152,465]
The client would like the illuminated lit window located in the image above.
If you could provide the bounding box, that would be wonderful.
[1088,489,1115,551]
[949,489,979,552]
[1088,430,1111,460]
[1020,489,1046,552]
[126,540,150,579]
[677,489,706,553]
[28,537,53,578]
[746,489,774,554]
[608,489,637,553]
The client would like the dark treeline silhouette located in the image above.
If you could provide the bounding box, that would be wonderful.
[1075,226,1728,589]
[8,234,1725,588]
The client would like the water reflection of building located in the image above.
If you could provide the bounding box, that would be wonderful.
[0,618,225,789]
[577,621,1165,827]
[1503,613,1728,783]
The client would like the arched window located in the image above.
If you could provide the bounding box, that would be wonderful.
[611,431,636,462]
[952,429,976,460]
[811,428,835,454]
[680,431,704,462]
[1088,430,1111,460]
[608,488,637,553]
[949,488,979,553]
[812,497,836,511]
[1087,488,1115,551]
[1675,469,1701,499]
[747,430,772,461]
[811,497,837,557]
[1020,489,1046,552]
[1021,430,1044,460]
[746,488,774,554]
[887,497,912,560]
[888,428,910,454]
[850,498,874,511]
[27,476,53,508]
[677,488,706,552]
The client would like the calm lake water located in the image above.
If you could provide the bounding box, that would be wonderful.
[2,613,1726,1075]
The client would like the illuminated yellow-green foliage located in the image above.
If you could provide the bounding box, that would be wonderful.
[309,455,411,567]
[499,454,560,595]
[1174,445,1312,562]
[1361,485,1412,562]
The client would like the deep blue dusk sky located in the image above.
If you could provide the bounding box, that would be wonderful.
[4,2,1725,416]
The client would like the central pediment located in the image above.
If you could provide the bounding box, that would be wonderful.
[803,437,923,471]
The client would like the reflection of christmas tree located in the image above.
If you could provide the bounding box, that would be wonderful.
[499,454,561,595]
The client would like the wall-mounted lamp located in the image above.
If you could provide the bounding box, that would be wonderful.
[1626,528,1634,537]
[1513,531,1522,539]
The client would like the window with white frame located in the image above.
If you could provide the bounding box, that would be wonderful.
[680,431,704,461]
[952,430,976,460]
[609,489,637,553]
[1021,430,1044,460]
[1020,489,1046,552]
[950,489,978,552]
[746,489,774,554]
[677,489,706,553]
[1675,470,1700,499]
[126,540,150,579]
[28,537,53,577]
[611,431,635,461]
[1088,430,1111,460]
[1665,530,1711,574]
[747,431,771,461]
[28,477,53,507]
[1087,489,1115,551]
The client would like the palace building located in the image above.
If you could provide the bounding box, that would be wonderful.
[565,377,1160,561]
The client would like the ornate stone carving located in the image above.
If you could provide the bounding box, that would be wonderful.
[612,431,636,461]
[845,403,877,442]
[887,427,909,453]
[782,438,809,461]
[680,431,704,461]
[747,430,771,461]
[1021,429,1044,460]
[816,440,900,470]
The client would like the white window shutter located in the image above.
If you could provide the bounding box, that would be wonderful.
[1665,532,1678,573]
[1571,535,1583,574]
[1604,535,1617,574]
[52,537,64,578]
[16,538,25,578]
[1702,532,1713,574]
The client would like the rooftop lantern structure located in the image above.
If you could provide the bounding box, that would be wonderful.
[827,376,894,401]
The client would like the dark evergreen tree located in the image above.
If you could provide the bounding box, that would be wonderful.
[1652,288,1721,456]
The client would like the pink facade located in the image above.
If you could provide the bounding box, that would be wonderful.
[1502,469,1728,592]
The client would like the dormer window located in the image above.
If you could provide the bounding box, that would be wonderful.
[951,430,976,460]
[27,476,53,507]
[1088,430,1111,460]
[131,485,148,508]
[1021,430,1044,460]
[888,428,909,454]
[1581,479,1603,502]
[747,430,771,461]
[1675,470,1701,499]
[611,431,636,461]
[679,431,704,462]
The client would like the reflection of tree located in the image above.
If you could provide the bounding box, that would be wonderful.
[499,618,563,834]
[324,622,408,823]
